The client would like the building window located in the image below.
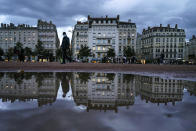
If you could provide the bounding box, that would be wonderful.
[98,47,101,50]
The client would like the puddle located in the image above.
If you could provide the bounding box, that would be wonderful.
[0,72,196,131]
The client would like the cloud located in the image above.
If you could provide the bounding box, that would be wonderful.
[0,0,195,39]
[57,26,73,43]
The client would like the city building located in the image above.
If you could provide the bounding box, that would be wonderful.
[0,20,59,56]
[72,15,137,59]
[37,20,60,56]
[71,21,88,59]
[141,24,186,63]
[185,35,196,63]
[136,33,142,59]
[0,23,38,52]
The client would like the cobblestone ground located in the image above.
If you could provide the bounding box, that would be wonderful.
[0,61,196,73]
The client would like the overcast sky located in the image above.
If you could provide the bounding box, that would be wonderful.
[0,0,195,41]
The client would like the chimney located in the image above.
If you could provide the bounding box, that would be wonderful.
[167,24,170,28]
[160,24,162,28]
[175,24,178,29]
[88,15,90,20]
[117,14,120,20]
[128,19,131,23]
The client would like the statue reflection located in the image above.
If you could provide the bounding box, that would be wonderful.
[61,73,71,98]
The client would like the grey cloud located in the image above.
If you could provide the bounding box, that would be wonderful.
[0,0,196,39]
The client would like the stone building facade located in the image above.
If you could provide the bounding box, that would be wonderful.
[185,35,196,63]
[0,20,59,56]
[72,15,137,59]
[141,24,186,63]
[71,21,88,59]
[37,20,60,56]
[0,23,38,52]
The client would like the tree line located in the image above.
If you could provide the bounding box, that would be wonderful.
[77,45,136,63]
[0,42,136,63]
[0,40,56,62]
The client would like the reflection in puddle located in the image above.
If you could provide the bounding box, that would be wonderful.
[0,72,195,111]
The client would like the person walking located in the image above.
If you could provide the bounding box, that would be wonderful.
[61,32,71,64]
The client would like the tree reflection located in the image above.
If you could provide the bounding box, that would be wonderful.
[35,72,53,87]
[7,72,25,85]
[123,74,135,83]
[0,72,4,80]
[106,73,115,81]
[77,72,92,83]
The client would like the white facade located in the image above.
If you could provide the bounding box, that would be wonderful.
[141,24,186,62]
[185,35,196,62]
[72,15,137,59]
[0,20,59,56]
[118,21,137,57]
[37,20,60,56]
[136,33,142,58]
[0,23,38,52]
[88,16,119,58]
[71,21,88,59]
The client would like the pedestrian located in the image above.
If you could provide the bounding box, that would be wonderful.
[61,32,71,64]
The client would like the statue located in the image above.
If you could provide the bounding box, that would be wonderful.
[61,32,71,64]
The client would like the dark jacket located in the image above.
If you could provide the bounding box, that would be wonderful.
[61,36,70,50]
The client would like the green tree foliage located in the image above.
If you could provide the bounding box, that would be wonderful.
[14,42,25,61]
[6,48,14,61]
[123,46,135,58]
[106,73,115,81]
[0,48,4,57]
[42,49,54,62]
[78,72,92,83]
[107,48,115,58]
[7,72,24,85]
[56,48,62,61]
[24,47,32,61]
[35,40,44,60]
[14,42,23,50]
[78,45,91,59]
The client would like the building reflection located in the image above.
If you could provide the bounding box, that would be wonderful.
[71,73,135,113]
[71,73,185,111]
[0,72,193,111]
[184,81,196,96]
[0,72,59,107]
[135,76,184,106]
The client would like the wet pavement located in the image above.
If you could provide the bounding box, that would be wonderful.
[0,72,196,131]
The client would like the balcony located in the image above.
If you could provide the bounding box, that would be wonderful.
[96,43,112,46]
